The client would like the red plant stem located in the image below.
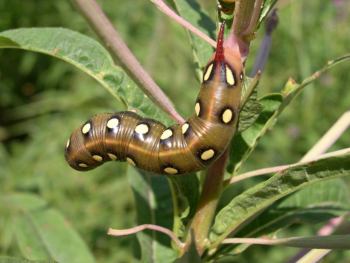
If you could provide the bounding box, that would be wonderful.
[108,224,184,250]
[151,0,216,47]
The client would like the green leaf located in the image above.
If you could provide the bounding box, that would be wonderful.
[0,28,170,124]
[128,169,178,263]
[227,93,283,174]
[258,0,279,25]
[209,152,350,249]
[2,193,95,263]
[15,209,95,263]
[237,76,263,132]
[168,174,200,238]
[219,179,350,255]
[173,0,215,72]
[2,193,47,212]
[227,54,350,176]
[240,179,350,238]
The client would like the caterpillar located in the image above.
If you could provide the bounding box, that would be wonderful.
[65,23,243,175]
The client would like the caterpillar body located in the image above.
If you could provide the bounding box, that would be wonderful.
[65,23,243,175]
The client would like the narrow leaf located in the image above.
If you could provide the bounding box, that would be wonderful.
[3,193,95,263]
[258,0,279,25]
[237,75,263,132]
[218,179,350,255]
[173,0,215,71]
[128,169,178,263]
[210,152,350,248]
[168,174,200,238]
[0,28,171,124]
[227,93,283,174]
[227,54,350,176]
[238,179,350,238]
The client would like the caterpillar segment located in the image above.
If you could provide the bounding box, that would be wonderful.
[65,23,243,175]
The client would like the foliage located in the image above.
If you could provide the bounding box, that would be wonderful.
[0,0,350,262]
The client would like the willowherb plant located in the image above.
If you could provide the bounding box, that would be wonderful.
[0,0,349,262]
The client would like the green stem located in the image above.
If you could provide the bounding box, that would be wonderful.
[232,0,256,36]
[187,150,229,255]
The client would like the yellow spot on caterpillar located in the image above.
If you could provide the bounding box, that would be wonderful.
[66,139,70,149]
[203,63,214,81]
[107,118,119,129]
[200,149,215,161]
[92,155,103,162]
[126,157,136,166]
[135,123,149,135]
[160,129,173,140]
[195,102,200,116]
[182,123,189,134]
[164,167,178,175]
[225,65,235,85]
[82,123,91,135]
[107,153,117,160]
[78,163,88,168]
[222,109,233,123]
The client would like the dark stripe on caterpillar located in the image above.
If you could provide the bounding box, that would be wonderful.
[65,23,243,175]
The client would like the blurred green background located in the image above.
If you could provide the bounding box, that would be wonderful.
[0,0,349,262]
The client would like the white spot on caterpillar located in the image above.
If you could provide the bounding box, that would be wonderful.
[181,123,189,134]
[78,163,88,168]
[160,129,173,140]
[164,167,178,175]
[126,157,136,167]
[240,72,244,80]
[135,123,149,135]
[82,122,91,135]
[203,63,214,81]
[195,102,200,116]
[107,118,119,129]
[200,149,215,161]
[225,65,235,85]
[222,108,233,123]
[107,153,117,160]
[92,155,103,162]
[66,139,70,149]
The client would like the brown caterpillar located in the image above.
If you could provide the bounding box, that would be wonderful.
[65,23,243,175]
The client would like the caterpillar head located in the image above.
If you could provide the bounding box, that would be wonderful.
[203,22,244,87]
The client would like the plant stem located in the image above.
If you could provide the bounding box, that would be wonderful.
[187,150,229,255]
[229,147,350,184]
[232,0,256,36]
[226,0,263,60]
[108,224,185,251]
[150,0,216,47]
[71,0,184,123]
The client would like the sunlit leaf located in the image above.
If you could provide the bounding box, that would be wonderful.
[168,174,200,238]
[173,0,215,72]
[128,169,178,263]
[210,152,350,249]
[219,179,350,255]
[0,28,171,125]
[2,193,95,263]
